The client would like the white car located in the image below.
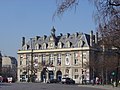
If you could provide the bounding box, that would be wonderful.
[61,78,75,84]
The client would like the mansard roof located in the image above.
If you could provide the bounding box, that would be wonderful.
[21,28,93,50]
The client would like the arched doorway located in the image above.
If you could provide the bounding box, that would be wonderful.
[56,70,62,81]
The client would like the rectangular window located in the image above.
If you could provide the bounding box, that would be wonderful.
[20,61,22,65]
[57,54,61,65]
[83,53,86,59]
[49,54,54,65]
[20,75,23,78]
[74,52,79,65]
[75,69,78,72]
[74,75,79,79]
[26,59,29,65]
[42,54,46,65]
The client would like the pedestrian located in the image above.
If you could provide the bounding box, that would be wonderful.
[91,79,94,85]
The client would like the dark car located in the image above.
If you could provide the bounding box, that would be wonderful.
[61,78,75,84]
[50,79,59,83]
[47,79,59,83]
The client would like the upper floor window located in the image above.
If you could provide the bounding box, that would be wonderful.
[74,52,79,65]
[57,54,61,66]
[33,55,38,68]
[42,54,46,65]
[49,54,54,65]
[74,69,78,72]
[20,60,22,65]
[83,53,87,60]
[65,53,71,65]
[26,55,30,65]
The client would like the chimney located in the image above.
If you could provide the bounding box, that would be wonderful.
[75,32,78,37]
[90,30,93,47]
[22,37,25,47]
[35,36,40,41]
[60,33,63,36]
[51,26,56,36]
[66,33,70,38]
[43,35,47,40]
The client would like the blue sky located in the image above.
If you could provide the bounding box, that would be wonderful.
[0,0,96,58]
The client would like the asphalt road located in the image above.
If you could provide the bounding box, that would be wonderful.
[0,83,106,90]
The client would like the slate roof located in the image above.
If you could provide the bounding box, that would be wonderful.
[21,28,92,50]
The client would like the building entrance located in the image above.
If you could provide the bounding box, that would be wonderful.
[56,70,62,81]
[48,71,54,80]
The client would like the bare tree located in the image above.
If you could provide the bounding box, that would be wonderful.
[55,0,120,85]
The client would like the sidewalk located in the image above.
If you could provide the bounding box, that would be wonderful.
[78,85,120,90]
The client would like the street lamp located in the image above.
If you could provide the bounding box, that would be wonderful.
[115,50,120,87]
[81,50,84,84]
[30,38,34,82]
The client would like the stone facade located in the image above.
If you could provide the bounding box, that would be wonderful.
[2,56,17,81]
[17,27,98,83]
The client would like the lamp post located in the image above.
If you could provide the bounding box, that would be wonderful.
[30,38,34,82]
[115,50,120,87]
[81,50,84,84]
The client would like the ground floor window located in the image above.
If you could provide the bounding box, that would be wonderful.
[74,75,79,79]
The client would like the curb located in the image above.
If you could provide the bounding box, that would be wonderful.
[77,85,120,90]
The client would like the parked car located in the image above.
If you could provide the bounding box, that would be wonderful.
[7,77,13,83]
[50,79,59,83]
[61,78,75,84]
[47,79,59,83]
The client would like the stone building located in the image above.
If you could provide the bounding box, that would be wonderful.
[17,27,98,83]
[2,56,17,81]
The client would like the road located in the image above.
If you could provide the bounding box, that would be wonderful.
[0,83,109,90]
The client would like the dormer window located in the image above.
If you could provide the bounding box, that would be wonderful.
[35,44,41,50]
[50,36,54,41]
[42,43,46,49]
[66,41,71,48]
[58,42,62,48]
[22,44,29,50]
[78,40,83,47]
